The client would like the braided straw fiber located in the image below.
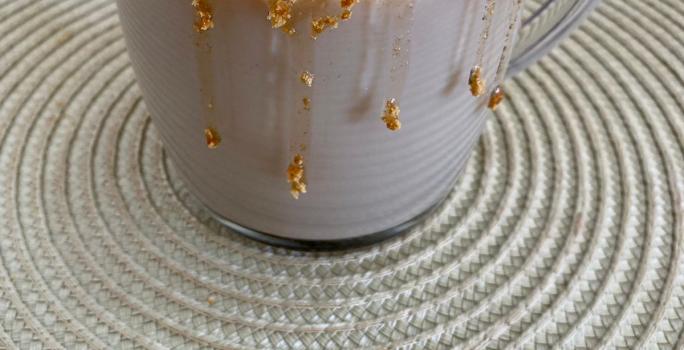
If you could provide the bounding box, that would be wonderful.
[1,0,683,349]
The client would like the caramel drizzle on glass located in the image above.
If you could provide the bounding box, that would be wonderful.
[289,23,315,199]
[382,1,415,132]
[488,0,523,111]
[274,0,362,198]
[469,0,496,97]
[193,1,523,198]
[192,0,222,149]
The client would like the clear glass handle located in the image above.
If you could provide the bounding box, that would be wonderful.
[508,0,601,76]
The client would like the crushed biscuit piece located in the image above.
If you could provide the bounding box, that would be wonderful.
[311,16,339,38]
[204,127,221,149]
[300,71,314,87]
[267,0,296,29]
[192,0,214,32]
[488,86,505,110]
[290,181,307,199]
[381,99,402,131]
[287,154,307,199]
[340,0,358,21]
[469,66,486,97]
[302,97,311,111]
[341,0,359,11]
[340,10,352,20]
[343,0,359,19]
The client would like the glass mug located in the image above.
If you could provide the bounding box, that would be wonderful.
[116,0,598,249]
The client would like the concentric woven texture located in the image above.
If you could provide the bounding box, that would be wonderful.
[1,0,683,349]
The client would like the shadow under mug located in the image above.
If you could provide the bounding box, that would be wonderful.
[116,0,599,249]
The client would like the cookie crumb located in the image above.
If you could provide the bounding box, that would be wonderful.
[381,99,402,131]
[469,66,486,97]
[488,86,505,110]
[192,0,214,32]
[204,127,221,149]
[287,154,307,199]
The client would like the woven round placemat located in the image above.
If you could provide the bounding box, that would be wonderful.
[1,0,683,349]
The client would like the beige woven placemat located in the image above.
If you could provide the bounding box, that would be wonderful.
[1,0,683,349]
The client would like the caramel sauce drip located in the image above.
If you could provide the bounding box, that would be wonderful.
[234,1,521,197]
[385,2,415,133]
[489,0,523,110]
[193,0,220,149]
[469,0,496,97]
[476,0,496,62]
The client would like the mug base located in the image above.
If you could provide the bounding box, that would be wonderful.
[206,200,445,251]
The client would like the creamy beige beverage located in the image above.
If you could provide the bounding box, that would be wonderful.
[116,0,523,243]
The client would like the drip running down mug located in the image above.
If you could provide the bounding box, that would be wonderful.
[116,0,598,249]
